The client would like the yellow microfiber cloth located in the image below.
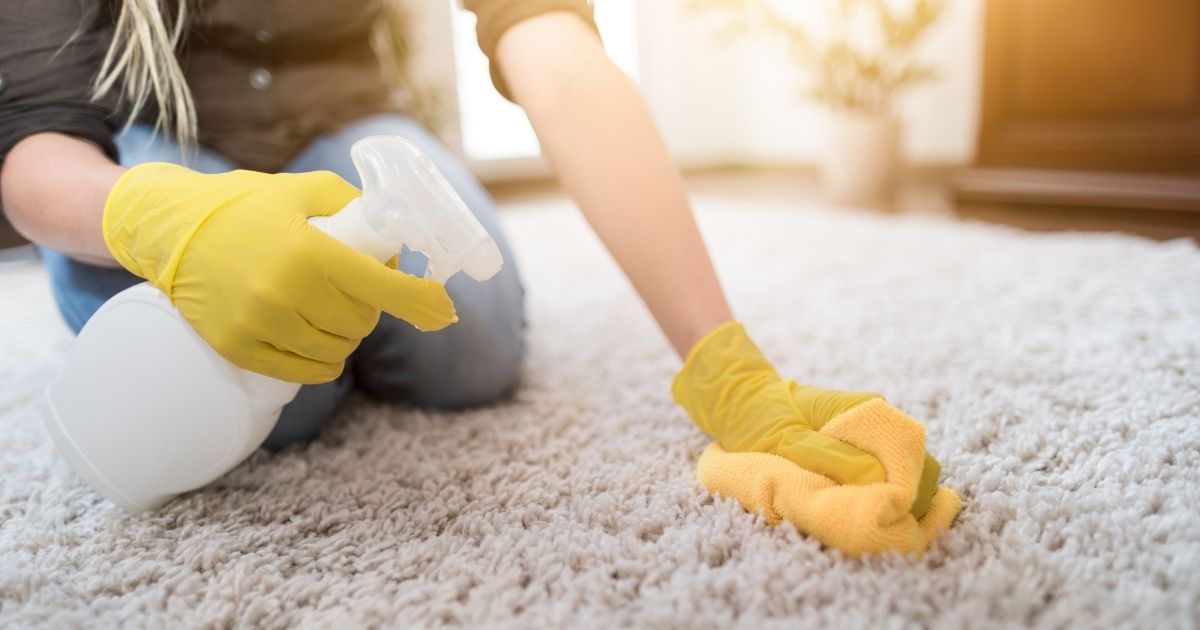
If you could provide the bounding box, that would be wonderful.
[673,321,961,557]
[697,397,961,557]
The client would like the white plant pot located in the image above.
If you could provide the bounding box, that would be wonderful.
[820,110,901,209]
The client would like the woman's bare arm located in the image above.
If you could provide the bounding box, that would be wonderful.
[1,132,126,266]
[497,12,733,357]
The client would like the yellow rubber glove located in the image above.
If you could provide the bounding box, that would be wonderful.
[672,321,940,518]
[789,383,941,518]
[103,163,458,384]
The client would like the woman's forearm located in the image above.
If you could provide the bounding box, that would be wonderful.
[498,13,733,357]
[1,132,125,265]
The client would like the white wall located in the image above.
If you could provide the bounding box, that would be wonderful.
[412,0,985,173]
[636,0,986,167]
[401,0,461,146]
[448,0,643,164]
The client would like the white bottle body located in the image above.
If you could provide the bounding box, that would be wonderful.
[41,136,503,513]
[40,205,380,513]
[42,283,299,511]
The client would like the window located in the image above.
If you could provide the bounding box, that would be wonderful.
[451,0,640,163]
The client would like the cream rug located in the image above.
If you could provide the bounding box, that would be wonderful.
[2,199,1198,628]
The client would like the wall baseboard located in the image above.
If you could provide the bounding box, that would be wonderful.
[954,168,1200,240]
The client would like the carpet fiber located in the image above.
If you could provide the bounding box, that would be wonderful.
[2,199,1198,628]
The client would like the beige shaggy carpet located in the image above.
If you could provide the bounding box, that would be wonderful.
[1,198,1198,628]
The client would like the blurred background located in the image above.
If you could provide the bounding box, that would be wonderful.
[399,0,979,196]
[405,0,1200,240]
[1,0,1196,253]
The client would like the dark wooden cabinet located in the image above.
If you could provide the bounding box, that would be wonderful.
[955,0,1200,239]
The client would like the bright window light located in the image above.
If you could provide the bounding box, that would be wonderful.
[451,0,640,162]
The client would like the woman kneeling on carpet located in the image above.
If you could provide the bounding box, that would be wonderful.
[0,0,959,554]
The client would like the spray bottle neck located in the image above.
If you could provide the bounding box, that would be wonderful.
[308,197,398,264]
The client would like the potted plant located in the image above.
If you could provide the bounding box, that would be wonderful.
[686,0,946,208]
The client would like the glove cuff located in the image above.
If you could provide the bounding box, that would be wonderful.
[102,162,215,297]
[101,165,153,277]
[671,320,782,435]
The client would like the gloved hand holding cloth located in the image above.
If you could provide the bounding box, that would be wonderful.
[103,163,458,384]
[672,321,961,557]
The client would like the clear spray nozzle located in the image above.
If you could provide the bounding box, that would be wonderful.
[349,136,504,284]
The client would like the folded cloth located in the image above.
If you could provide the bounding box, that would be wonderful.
[696,397,962,557]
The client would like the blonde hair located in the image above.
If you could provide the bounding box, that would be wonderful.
[92,0,197,144]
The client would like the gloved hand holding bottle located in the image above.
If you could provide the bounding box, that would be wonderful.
[102,163,459,384]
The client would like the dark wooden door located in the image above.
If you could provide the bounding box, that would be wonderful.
[956,0,1200,239]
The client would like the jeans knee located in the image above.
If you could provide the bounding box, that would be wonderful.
[260,370,354,451]
[409,323,525,409]
[355,281,526,410]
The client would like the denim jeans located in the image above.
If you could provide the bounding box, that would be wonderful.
[41,114,527,450]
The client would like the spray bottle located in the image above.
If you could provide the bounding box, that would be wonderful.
[40,135,503,512]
